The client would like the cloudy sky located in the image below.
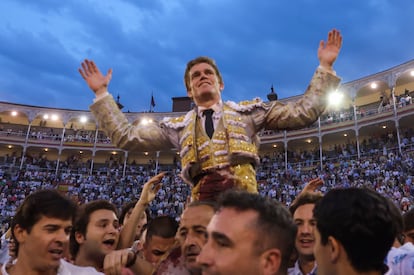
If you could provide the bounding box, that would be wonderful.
[0,0,413,112]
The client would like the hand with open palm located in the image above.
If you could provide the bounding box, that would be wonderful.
[79,59,113,96]
[318,29,342,71]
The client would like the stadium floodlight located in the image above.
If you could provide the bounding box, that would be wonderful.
[141,118,153,125]
[11,111,17,116]
[370,82,378,89]
[51,114,58,121]
[80,116,88,123]
[328,90,344,107]
[411,70,414,77]
[43,114,49,119]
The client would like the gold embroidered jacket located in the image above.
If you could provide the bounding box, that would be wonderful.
[90,68,340,191]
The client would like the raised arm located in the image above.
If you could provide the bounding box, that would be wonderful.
[253,29,342,132]
[80,59,177,152]
[79,59,112,96]
[318,29,342,72]
[118,172,165,249]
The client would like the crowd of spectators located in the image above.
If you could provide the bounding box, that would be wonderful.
[0,125,414,239]
[1,134,414,238]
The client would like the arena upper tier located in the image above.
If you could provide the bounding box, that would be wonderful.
[1,59,414,175]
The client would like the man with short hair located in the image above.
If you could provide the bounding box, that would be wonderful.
[70,199,120,271]
[142,216,178,266]
[156,201,216,275]
[197,190,297,275]
[2,189,102,275]
[70,199,153,274]
[313,187,402,275]
[288,192,322,275]
[70,173,163,274]
[178,202,216,274]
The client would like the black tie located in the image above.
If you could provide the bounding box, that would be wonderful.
[203,109,214,139]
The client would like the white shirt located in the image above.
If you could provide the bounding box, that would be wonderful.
[288,260,317,275]
[197,100,223,132]
[1,259,104,275]
[385,242,414,275]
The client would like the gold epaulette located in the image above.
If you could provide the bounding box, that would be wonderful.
[225,97,263,112]
[161,111,194,129]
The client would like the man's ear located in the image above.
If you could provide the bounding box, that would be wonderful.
[13,224,27,243]
[260,248,281,275]
[135,240,144,251]
[328,236,340,263]
[75,231,86,245]
[187,89,193,99]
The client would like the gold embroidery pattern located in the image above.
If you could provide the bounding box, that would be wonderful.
[180,102,261,197]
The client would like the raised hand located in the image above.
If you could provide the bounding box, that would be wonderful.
[79,59,112,96]
[138,172,165,206]
[302,177,323,195]
[318,29,342,70]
